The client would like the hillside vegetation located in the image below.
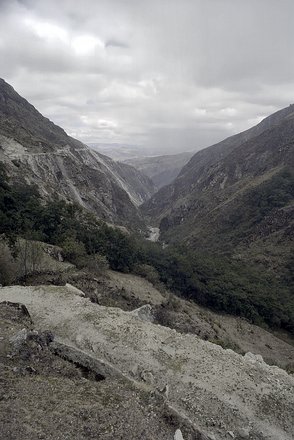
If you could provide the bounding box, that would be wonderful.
[1,164,293,335]
[142,106,294,266]
[140,106,294,337]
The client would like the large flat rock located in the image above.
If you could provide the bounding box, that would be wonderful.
[0,285,293,440]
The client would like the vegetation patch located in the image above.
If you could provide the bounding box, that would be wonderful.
[1,164,293,335]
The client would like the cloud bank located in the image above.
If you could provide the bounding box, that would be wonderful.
[1,0,294,154]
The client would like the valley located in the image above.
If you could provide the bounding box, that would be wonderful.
[124,151,195,189]
[141,107,294,317]
[0,79,293,440]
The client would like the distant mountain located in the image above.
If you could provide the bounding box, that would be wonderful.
[124,151,194,189]
[88,143,146,161]
[142,105,294,270]
[0,79,155,229]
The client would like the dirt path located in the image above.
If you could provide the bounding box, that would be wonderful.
[0,284,293,440]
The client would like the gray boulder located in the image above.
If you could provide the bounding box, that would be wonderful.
[130,304,154,322]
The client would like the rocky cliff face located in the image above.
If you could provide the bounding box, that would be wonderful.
[0,79,154,229]
[124,151,194,189]
[142,106,294,263]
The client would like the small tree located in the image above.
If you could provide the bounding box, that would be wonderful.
[61,237,87,267]
[0,239,16,285]
[83,254,109,275]
[15,239,44,279]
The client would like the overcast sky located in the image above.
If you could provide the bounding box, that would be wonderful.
[1,0,294,154]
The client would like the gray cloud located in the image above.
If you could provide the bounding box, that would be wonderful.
[1,0,294,154]
[105,39,129,49]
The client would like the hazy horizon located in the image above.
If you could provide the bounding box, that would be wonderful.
[1,0,294,155]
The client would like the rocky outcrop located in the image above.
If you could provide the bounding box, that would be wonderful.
[0,300,187,439]
[0,78,154,229]
[0,285,293,440]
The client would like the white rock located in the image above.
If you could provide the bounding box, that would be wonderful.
[174,429,184,440]
[9,328,28,346]
[65,283,85,297]
[237,427,250,439]
[244,352,264,363]
[130,304,154,322]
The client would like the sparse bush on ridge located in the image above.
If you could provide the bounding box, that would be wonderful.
[61,237,87,267]
[0,238,54,283]
[0,239,16,285]
[15,239,45,279]
[133,263,160,284]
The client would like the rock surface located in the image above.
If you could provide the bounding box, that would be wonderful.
[23,268,294,369]
[130,304,154,322]
[0,78,155,230]
[0,285,293,440]
[0,301,179,440]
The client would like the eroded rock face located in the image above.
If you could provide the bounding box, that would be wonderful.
[0,79,154,230]
[0,285,293,440]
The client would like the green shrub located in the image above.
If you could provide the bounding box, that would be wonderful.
[61,237,87,267]
[82,253,109,275]
[133,263,160,285]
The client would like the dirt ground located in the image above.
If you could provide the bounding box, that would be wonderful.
[0,285,293,440]
[0,302,192,440]
[24,268,294,370]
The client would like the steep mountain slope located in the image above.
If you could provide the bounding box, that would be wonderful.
[124,151,194,189]
[108,159,156,204]
[142,106,294,266]
[0,79,154,229]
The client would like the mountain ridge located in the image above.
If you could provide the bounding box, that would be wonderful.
[0,79,155,229]
[124,151,194,189]
[142,105,294,269]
